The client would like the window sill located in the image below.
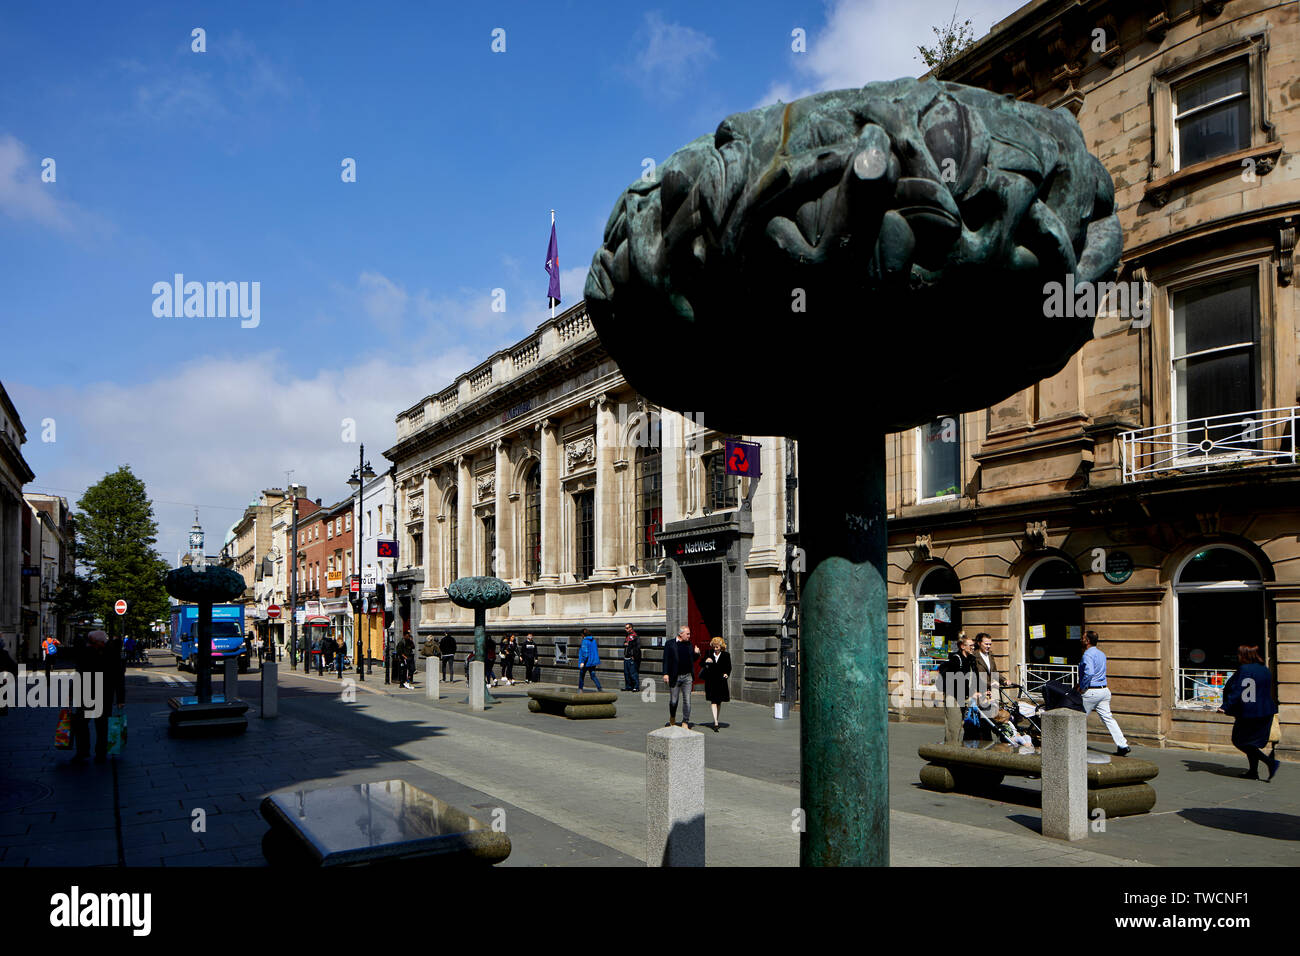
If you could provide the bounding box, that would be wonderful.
[1145,142,1282,206]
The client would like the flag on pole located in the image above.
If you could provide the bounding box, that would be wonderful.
[545,220,561,308]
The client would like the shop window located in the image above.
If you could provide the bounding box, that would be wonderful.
[918,415,961,501]
[575,490,594,581]
[916,566,961,694]
[1022,558,1084,693]
[524,464,541,583]
[1173,61,1249,170]
[1171,273,1261,454]
[1175,546,1265,709]
[447,495,458,582]
[635,436,663,572]
[703,450,738,512]
[482,516,496,576]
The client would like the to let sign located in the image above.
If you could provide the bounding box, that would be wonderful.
[725,439,761,478]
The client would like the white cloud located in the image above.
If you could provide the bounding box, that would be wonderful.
[756,0,1027,107]
[0,134,95,235]
[627,12,717,100]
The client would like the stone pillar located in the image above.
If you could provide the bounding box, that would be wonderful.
[646,725,705,866]
[457,456,472,581]
[660,411,683,526]
[593,394,619,578]
[536,419,560,583]
[425,655,439,700]
[260,661,278,718]
[1041,708,1088,841]
[494,440,512,582]
[422,469,434,580]
[224,657,238,700]
[469,660,485,711]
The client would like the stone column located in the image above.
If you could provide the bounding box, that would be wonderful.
[646,726,705,866]
[421,469,433,582]
[425,655,439,700]
[494,440,512,582]
[457,456,472,581]
[592,394,619,578]
[536,419,560,583]
[1041,708,1088,841]
[660,411,683,526]
[469,660,485,711]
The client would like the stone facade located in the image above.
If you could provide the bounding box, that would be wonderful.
[0,382,35,660]
[384,303,794,704]
[887,0,1300,753]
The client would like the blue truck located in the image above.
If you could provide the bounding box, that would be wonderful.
[171,603,250,672]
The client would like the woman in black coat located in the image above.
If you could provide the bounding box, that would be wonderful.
[699,637,732,732]
[1220,645,1280,780]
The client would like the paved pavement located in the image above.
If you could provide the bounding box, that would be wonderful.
[1,650,1296,866]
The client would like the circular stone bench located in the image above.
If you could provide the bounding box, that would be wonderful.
[918,743,1158,817]
[526,688,617,719]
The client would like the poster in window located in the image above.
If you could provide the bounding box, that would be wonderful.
[1028,624,1047,641]
[1049,656,1066,664]
[921,611,935,632]
[932,635,947,653]
[934,601,951,624]
[1066,625,1082,641]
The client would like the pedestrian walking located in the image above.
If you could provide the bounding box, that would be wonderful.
[500,634,517,685]
[621,623,642,691]
[485,636,498,685]
[1077,630,1130,756]
[70,629,125,764]
[254,634,264,665]
[397,633,415,689]
[336,636,346,679]
[699,636,731,731]
[520,633,539,683]
[662,625,700,727]
[323,635,336,670]
[440,632,457,683]
[577,629,602,691]
[1219,645,1280,781]
[938,633,975,744]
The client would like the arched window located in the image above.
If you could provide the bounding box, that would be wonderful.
[524,463,541,583]
[1022,557,1085,691]
[1175,546,1265,709]
[447,493,458,583]
[635,420,662,571]
[916,566,961,692]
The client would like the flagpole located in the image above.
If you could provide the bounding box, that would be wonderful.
[550,209,556,319]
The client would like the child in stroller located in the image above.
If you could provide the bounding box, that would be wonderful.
[973,684,1041,750]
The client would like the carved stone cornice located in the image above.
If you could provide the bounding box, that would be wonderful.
[1279,218,1296,287]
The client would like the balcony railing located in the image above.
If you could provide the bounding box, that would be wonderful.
[1176,667,1233,710]
[1119,406,1297,482]
[1018,663,1078,698]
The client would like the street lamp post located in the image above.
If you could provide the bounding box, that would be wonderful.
[347,444,377,684]
[290,486,300,671]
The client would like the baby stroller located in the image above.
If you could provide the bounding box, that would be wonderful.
[968,684,1043,749]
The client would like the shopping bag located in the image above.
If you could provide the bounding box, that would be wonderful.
[54,708,73,750]
[1269,714,1282,745]
[107,708,127,756]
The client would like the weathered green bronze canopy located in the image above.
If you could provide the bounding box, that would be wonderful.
[447,576,512,610]
[164,565,246,603]
[585,78,1121,436]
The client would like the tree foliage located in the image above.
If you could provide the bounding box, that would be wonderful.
[71,466,171,638]
[917,4,976,71]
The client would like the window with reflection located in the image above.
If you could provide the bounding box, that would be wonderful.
[524,464,541,582]
[1174,61,1250,169]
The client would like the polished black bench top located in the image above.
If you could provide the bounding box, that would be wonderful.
[260,779,510,866]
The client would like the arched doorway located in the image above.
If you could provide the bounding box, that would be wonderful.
[1021,557,1084,694]
[1174,545,1266,709]
[916,566,961,693]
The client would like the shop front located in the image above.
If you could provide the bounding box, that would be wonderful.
[658,512,759,702]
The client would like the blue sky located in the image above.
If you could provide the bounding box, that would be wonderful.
[1,0,1024,558]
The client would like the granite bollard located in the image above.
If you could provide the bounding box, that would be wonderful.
[260,661,278,718]
[468,661,485,712]
[646,726,705,867]
[426,656,440,701]
[1042,709,1088,841]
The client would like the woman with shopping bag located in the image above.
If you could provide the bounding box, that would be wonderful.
[1219,644,1280,781]
[70,629,125,764]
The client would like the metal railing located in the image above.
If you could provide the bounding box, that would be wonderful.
[1120,406,1297,482]
[1176,667,1234,710]
[1018,663,1078,698]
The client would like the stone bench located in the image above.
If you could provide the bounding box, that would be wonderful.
[527,688,617,719]
[918,742,1158,816]
[167,695,248,736]
[260,779,510,866]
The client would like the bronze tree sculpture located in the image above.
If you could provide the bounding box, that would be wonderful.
[585,78,1121,865]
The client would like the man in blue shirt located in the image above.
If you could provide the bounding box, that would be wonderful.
[1078,630,1130,756]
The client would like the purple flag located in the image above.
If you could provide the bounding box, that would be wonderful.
[546,222,561,306]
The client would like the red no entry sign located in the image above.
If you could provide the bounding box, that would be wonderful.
[267,604,282,619]
[114,600,127,615]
